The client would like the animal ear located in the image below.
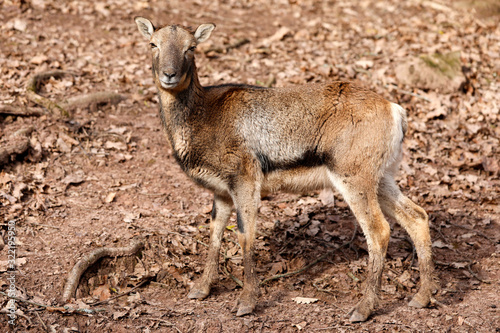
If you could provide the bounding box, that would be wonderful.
[194,23,216,43]
[135,17,155,39]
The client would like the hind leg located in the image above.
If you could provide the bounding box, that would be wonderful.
[378,176,437,308]
[329,172,391,322]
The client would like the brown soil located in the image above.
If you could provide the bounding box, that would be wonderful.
[1,0,499,332]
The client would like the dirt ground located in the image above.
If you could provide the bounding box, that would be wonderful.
[1,0,499,332]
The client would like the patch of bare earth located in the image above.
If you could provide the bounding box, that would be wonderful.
[1,0,499,332]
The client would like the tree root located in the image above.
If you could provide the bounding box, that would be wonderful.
[25,70,125,117]
[0,126,34,166]
[61,239,144,303]
[62,91,126,112]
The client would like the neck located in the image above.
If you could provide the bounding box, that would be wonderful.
[157,62,204,133]
[159,63,204,111]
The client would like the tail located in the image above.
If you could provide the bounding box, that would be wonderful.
[390,102,407,142]
[381,102,408,176]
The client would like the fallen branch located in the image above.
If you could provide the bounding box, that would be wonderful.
[62,239,144,303]
[0,126,34,166]
[0,104,43,117]
[0,137,30,165]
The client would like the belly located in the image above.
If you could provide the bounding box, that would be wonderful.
[262,166,331,195]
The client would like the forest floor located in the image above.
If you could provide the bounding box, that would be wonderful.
[0,0,499,332]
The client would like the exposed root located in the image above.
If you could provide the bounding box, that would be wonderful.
[25,70,125,117]
[62,91,126,112]
[61,239,144,303]
[0,126,34,166]
[25,70,77,92]
[25,70,76,117]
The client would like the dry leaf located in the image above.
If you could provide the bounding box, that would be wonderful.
[61,173,85,185]
[432,240,452,249]
[318,188,334,206]
[104,141,127,150]
[261,27,291,47]
[92,284,111,301]
[105,192,117,203]
[292,297,318,304]
[283,207,296,217]
[123,212,140,223]
[270,261,287,275]
[293,321,308,330]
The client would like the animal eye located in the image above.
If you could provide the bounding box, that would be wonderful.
[150,43,157,49]
[188,46,196,52]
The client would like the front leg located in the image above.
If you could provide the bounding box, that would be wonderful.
[188,194,232,299]
[231,181,261,316]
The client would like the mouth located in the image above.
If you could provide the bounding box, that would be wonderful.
[160,80,179,89]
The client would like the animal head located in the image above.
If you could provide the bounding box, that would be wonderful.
[134,17,215,91]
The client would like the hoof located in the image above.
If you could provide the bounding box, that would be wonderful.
[408,292,430,308]
[348,308,370,323]
[348,298,375,323]
[187,286,210,300]
[235,299,256,317]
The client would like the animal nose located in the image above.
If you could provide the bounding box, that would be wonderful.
[163,72,177,80]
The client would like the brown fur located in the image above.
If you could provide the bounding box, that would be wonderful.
[134,17,437,322]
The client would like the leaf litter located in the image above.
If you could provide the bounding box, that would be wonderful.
[0,0,499,332]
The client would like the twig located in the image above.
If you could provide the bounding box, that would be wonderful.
[222,250,244,288]
[89,276,153,307]
[466,262,491,284]
[35,311,48,332]
[448,222,496,243]
[28,222,61,230]
[386,84,431,102]
[139,227,209,248]
[313,326,352,331]
[144,317,182,332]
[62,239,144,303]
[204,38,250,54]
[260,250,330,286]
[0,291,105,315]
[261,226,358,286]
[384,272,405,290]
